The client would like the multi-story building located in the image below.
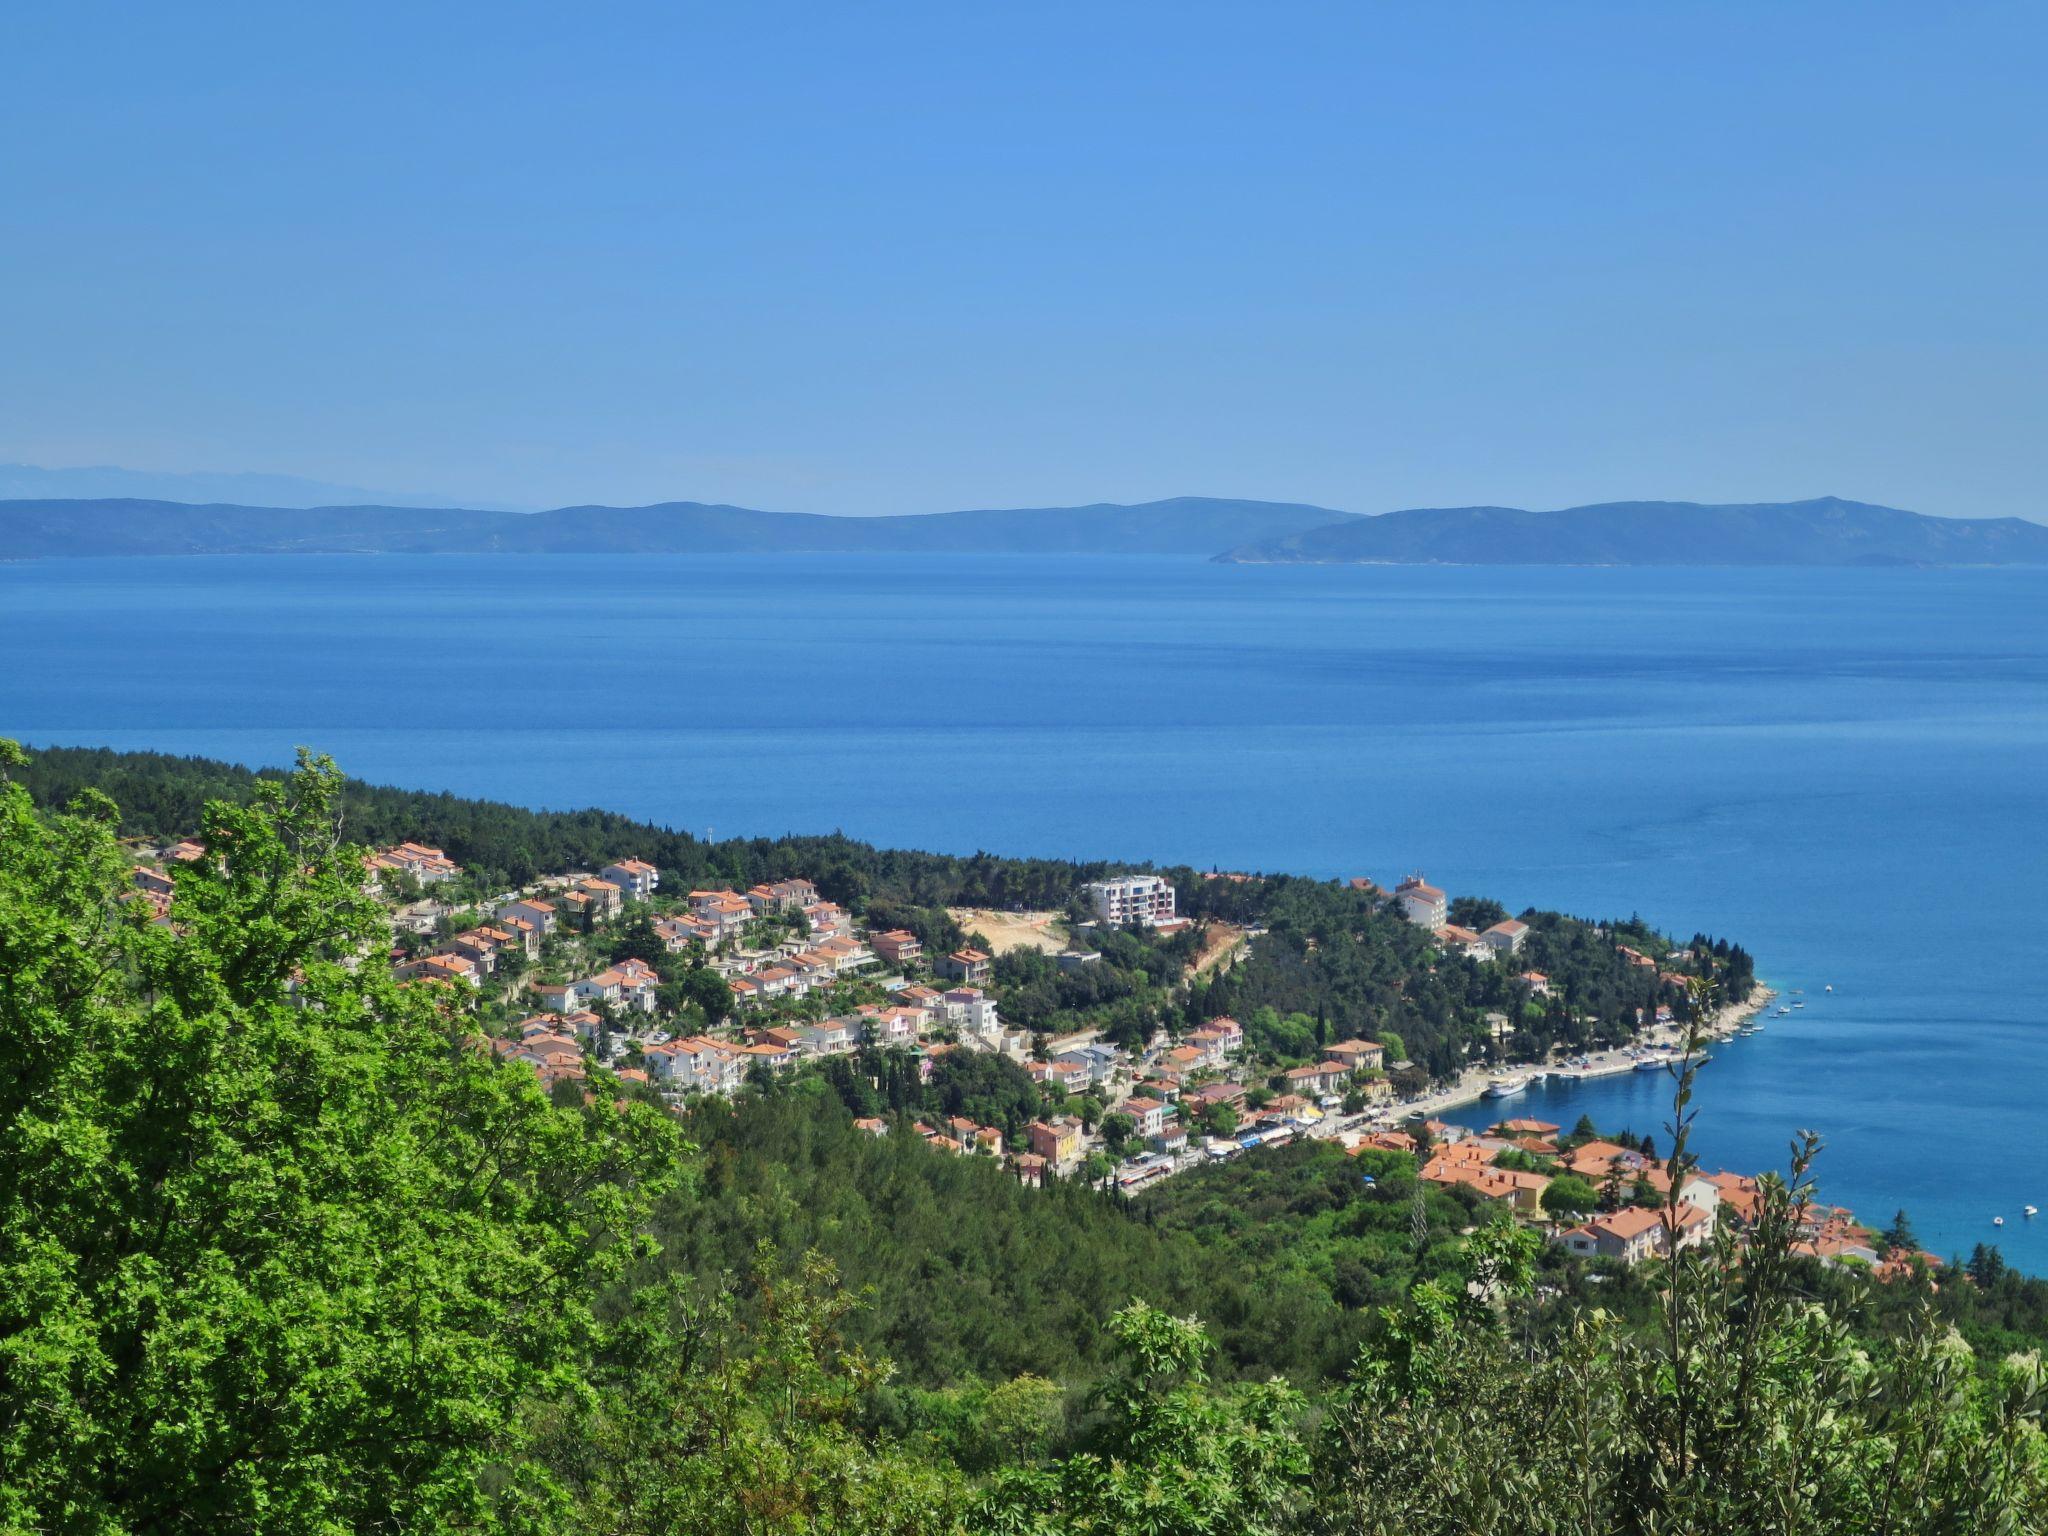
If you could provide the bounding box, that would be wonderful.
[1084,874,1177,928]
[600,859,660,901]
[1395,875,1447,928]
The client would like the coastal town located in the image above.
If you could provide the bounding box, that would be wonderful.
[126,837,1924,1279]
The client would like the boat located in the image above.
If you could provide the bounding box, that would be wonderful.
[1635,1056,1670,1073]
[1825,984,1834,993]
[2028,1206,2039,1218]
[1794,1001,1806,1009]
[1482,1074,1527,1100]
[1777,1006,1791,1016]
[1995,1216,2006,1227]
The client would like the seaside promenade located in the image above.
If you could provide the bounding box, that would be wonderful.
[1384,987,1777,1126]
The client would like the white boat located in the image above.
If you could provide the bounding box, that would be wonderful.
[1994,1216,2006,1227]
[1635,1056,1670,1073]
[2027,1206,2039,1218]
[1482,1074,1527,1100]
[1777,1006,1791,1016]
[1794,1002,1806,1009]
[1824,985,1834,993]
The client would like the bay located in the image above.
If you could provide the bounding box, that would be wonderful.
[3,552,2044,1267]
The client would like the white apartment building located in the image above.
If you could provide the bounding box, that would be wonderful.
[1085,874,1177,927]
[1395,877,1447,928]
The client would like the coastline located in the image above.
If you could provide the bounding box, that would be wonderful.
[1390,984,1778,1125]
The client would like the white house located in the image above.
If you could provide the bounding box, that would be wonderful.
[746,878,819,914]
[591,958,660,1013]
[1051,1041,1123,1088]
[498,897,558,936]
[803,900,852,939]
[646,1035,746,1096]
[1119,1096,1168,1139]
[1482,919,1529,957]
[687,890,755,939]
[880,1005,928,1045]
[601,859,660,901]
[796,1017,861,1057]
[938,987,1002,1037]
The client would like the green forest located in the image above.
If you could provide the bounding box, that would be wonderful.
[4,743,2046,1532]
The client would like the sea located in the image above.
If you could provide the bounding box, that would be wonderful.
[3,553,2045,1268]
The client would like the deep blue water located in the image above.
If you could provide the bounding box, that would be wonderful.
[3,554,2045,1266]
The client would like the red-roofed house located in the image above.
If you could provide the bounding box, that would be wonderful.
[1325,1038,1384,1072]
[498,897,557,936]
[1422,1157,1549,1213]
[1284,1061,1351,1096]
[871,929,923,966]
[937,947,992,985]
[1557,1206,1668,1265]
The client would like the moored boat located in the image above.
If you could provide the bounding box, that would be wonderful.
[1482,1074,1527,1100]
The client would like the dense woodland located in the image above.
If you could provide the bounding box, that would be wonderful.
[5,743,2045,1532]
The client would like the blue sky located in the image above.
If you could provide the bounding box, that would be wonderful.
[3,3,2044,516]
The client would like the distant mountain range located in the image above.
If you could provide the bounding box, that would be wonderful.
[0,496,1356,559]
[2,492,2043,565]
[1217,497,2048,566]
[0,462,500,510]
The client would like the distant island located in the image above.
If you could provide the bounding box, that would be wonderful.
[0,495,1355,560]
[4,491,2046,565]
[1216,495,2048,566]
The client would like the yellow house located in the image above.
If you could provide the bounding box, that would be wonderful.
[1027,1117,1084,1169]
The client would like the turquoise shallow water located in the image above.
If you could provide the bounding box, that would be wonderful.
[3,553,2045,1266]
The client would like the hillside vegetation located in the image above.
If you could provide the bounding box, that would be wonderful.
[4,743,2047,1532]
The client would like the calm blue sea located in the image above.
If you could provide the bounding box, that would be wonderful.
[4,553,2045,1267]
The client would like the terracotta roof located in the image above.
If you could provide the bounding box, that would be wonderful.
[1591,1207,1665,1241]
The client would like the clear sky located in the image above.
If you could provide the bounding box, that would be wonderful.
[3,3,2044,517]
